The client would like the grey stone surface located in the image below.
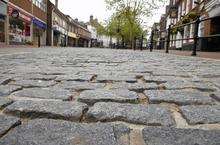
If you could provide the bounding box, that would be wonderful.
[10,80,57,88]
[55,74,94,81]
[180,105,220,124]
[0,98,13,109]
[86,102,175,126]
[144,90,215,105]
[142,127,220,145]
[164,80,217,91]
[210,91,220,102]
[4,100,88,121]
[78,89,139,105]
[11,88,74,101]
[1,47,220,143]
[0,85,22,97]
[0,77,12,85]
[96,74,137,82]
[57,81,105,91]
[111,82,160,91]
[0,115,21,137]
[0,119,130,145]
[21,74,57,81]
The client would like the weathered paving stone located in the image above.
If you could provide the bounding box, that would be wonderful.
[4,100,88,121]
[0,85,22,97]
[58,81,105,91]
[144,75,193,84]
[10,80,57,88]
[144,90,215,105]
[22,74,57,81]
[86,102,175,126]
[78,89,139,105]
[164,80,217,91]
[111,82,159,91]
[142,127,220,145]
[180,105,220,124]
[0,119,130,145]
[0,115,21,137]
[55,74,94,81]
[11,88,74,101]
[96,74,137,82]
[0,98,13,109]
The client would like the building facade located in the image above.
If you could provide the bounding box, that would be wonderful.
[87,15,116,48]
[77,24,91,47]
[7,0,47,46]
[160,0,220,51]
[66,16,77,47]
[0,0,8,44]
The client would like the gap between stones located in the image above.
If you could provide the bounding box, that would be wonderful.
[160,103,220,130]
[0,119,21,139]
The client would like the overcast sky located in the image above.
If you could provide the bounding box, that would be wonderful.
[50,0,167,28]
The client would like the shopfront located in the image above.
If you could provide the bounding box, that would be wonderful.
[0,0,7,43]
[67,32,77,47]
[32,18,47,46]
[52,25,67,47]
[8,5,32,45]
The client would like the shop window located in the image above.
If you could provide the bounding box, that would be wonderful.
[9,17,31,44]
[32,0,46,12]
[211,16,220,35]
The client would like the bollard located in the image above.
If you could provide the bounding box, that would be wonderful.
[166,25,171,53]
[38,34,41,48]
[150,31,154,52]
[192,18,200,56]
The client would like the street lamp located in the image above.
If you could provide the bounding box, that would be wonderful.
[117,15,121,49]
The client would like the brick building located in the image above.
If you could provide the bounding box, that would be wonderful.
[47,0,91,47]
[7,0,47,46]
[66,15,78,47]
[199,0,220,51]
[158,0,220,51]
[46,0,68,46]
[77,21,91,47]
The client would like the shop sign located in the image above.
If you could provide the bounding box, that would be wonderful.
[169,6,178,19]
[9,7,32,22]
[68,32,77,38]
[0,0,7,15]
[11,9,19,18]
[32,18,47,29]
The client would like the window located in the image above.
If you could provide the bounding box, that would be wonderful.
[32,0,46,12]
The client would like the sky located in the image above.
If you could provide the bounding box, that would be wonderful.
[50,0,167,29]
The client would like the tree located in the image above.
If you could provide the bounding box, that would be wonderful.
[90,18,107,36]
[105,0,167,49]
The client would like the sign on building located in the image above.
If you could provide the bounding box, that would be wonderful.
[169,6,178,19]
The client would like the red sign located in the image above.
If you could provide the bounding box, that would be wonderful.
[8,6,32,22]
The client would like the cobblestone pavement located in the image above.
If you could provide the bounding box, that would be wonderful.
[0,47,220,145]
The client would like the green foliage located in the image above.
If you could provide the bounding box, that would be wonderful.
[90,19,107,36]
[105,0,167,49]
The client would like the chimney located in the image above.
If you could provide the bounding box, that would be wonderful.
[90,15,94,22]
[55,0,58,8]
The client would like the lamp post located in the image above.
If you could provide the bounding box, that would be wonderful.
[117,15,121,49]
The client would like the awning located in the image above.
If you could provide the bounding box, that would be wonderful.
[32,18,47,29]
